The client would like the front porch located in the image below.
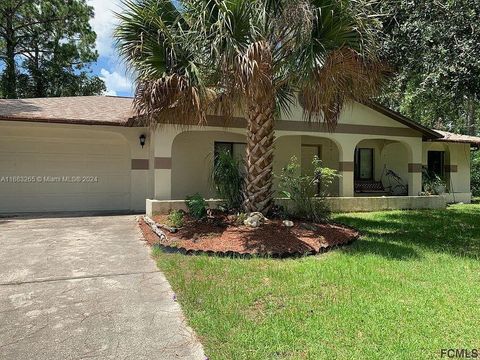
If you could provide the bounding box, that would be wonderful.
[150,127,425,202]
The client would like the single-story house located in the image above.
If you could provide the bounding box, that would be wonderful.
[0,95,479,214]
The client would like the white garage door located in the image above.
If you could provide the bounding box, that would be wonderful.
[0,124,131,213]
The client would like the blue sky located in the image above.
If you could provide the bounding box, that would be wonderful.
[87,0,134,97]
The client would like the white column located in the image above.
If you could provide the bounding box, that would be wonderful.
[338,140,356,197]
[406,138,423,196]
[152,127,180,200]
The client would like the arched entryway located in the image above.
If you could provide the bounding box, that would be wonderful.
[354,139,412,196]
[171,130,246,199]
[275,135,342,196]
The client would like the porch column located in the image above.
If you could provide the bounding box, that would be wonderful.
[407,139,423,196]
[338,161,354,197]
[152,127,180,199]
[337,140,355,197]
[407,164,422,196]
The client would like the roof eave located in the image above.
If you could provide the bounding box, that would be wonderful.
[0,116,128,127]
[363,101,442,140]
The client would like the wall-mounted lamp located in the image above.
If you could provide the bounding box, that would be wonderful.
[139,134,146,148]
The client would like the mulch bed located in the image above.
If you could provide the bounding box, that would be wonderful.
[138,213,359,258]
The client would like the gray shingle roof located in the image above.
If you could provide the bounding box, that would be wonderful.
[434,130,480,147]
[0,96,135,126]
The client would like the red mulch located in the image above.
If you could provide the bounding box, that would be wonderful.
[139,213,359,257]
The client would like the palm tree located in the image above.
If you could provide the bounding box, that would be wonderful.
[115,0,384,214]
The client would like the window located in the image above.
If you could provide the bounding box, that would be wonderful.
[214,141,246,163]
[427,151,445,178]
[354,148,374,181]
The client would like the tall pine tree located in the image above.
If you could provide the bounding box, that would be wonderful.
[0,0,105,98]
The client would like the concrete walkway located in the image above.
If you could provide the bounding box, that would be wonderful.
[0,214,204,360]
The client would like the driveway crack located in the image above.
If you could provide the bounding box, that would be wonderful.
[0,270,159,286]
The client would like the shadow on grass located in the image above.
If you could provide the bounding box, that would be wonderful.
[334,206,480,260]
[341,239,421,260]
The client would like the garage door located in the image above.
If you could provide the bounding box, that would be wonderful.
[0,124,131,213]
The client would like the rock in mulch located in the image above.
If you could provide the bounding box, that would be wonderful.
[282,220,294,227]
[244,212,268,228]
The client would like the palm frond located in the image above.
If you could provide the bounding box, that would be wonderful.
[299,47,387,128]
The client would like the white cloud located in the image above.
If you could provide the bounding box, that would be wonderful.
[103,89,118,96]
[87,0,122,58]
[99,68,133,96]
[87,0,134,96]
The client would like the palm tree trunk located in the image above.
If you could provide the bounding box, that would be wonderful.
[244,96,275,214]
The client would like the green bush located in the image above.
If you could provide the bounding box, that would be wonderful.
[277,156,338,222]
[472,152,480,197]
[211,150,244,210]
[185,193,207,219]
[167,209,184,228]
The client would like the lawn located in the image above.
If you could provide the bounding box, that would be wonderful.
[152,204,480,359]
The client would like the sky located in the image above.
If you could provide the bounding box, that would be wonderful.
[87,0,134,97]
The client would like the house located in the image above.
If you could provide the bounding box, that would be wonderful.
[0,95,478,214]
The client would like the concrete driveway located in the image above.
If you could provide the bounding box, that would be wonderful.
[0,214,204,360]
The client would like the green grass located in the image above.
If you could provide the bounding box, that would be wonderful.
[152,204,480,359]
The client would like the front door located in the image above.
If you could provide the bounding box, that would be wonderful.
[354,148,374,181]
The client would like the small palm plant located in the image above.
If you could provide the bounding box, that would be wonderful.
[115,0,385,214]
[211,150,244,210]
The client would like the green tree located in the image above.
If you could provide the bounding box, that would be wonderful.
[378,0,480,135]
[0,0,105,98]
[115,0,384,214]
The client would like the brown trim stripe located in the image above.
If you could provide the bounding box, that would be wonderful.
[445,165,458,173]
[131,159,149,170]
[339,161,354,172]
[154,157,172,169]
[408,163,423,173]
[276,121,422,137]
[203,115,422,138]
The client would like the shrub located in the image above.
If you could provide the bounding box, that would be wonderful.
[277,156,338,222]
[422,167,447,195]
[167,209,184,228]
[211,150,244,210]
[185,193,207,219]
[472,152,480,197]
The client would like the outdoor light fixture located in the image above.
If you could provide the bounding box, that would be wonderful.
[139,134,146,148]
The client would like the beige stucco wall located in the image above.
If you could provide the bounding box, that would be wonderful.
[422,141,471,202]
[0,120,152,213]
[171,133,344,200]
[146,195,447,216]
[171,130,246,199]
[282,102,410,128]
